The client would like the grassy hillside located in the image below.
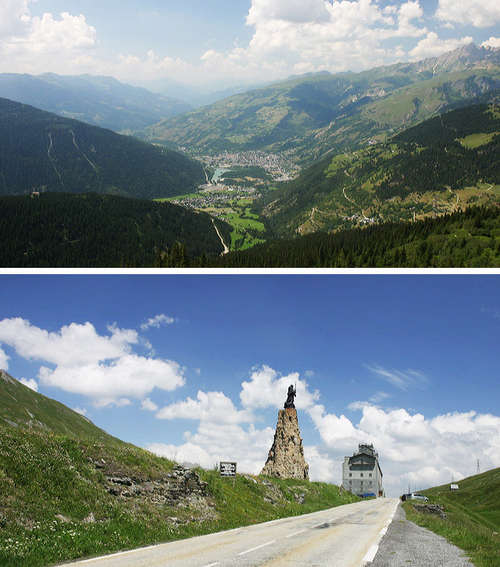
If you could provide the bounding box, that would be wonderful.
[0,371,358,567]
[258,104,500,237]
[0,97,204,199]
[0,73,191,132]
[145,45,500,164]
[404,468,500,567]
[0,192,232,267]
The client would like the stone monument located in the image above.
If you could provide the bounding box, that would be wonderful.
[261,385,309,480]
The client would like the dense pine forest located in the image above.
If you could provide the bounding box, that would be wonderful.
[199,206,499,267]
[0,98,204,199]
[0,193,231,267]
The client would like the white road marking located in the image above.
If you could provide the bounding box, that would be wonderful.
[362,500,400,565]
[68,544,159,564]
[201,563,220,567]
[215,528,241,536]
[285,529,307,539]
[363,543,380,563]
[238,539,276,556]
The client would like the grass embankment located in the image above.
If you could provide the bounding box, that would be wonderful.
[0,424,357,567]
[403,468,500,567]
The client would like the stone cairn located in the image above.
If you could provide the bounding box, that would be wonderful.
[261,385,309,480]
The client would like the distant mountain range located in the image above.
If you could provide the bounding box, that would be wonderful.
[145,44,500,164]
[0,73,191,132]
[0,97,204,199]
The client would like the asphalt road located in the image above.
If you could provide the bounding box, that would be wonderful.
[62,498,399,567]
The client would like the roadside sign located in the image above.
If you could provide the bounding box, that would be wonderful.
[219,461,237,477]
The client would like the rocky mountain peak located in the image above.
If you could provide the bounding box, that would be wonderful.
[0,370,15,385]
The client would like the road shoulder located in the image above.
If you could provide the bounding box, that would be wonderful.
[369,503,474,566]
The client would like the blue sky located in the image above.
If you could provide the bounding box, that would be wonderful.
[1,1,499,89]
[0,274,499,495]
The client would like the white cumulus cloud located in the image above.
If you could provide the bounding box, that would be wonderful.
[141,397,159,412]
[0,347,9,370]
[409,31,473,59]
[436,0,500,28]
[19,377,38,391]
[0,317,185,408]
[197,0,429,85]
[240,365,319,410]
[0,1,96,75]
[310,402,500,494]
[482,37,500,49]
[157,390,253,424]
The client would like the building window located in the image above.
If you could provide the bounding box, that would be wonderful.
[369,473,372,477]
[360,473,363,477]
[349,473,352,477]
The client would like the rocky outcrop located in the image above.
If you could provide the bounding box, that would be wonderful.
[412,503,447,519]
[261,408,309,480]
[103,464,209,503]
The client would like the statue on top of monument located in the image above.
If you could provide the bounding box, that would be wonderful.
[284,384,296,409]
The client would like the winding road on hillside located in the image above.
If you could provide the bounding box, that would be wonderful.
[342,170,370,221]
[212,218,230,255]
[63,498,399,567]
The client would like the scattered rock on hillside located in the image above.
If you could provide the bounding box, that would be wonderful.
[413,503,447,519]
[95,462,216,523]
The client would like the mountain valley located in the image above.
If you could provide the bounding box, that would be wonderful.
[0,45,499,267]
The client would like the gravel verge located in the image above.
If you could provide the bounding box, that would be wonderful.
[369,503,474,566]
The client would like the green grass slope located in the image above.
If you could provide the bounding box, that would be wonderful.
[258,103,500,237]
[0,371,358,567]
[0,193,231,267]
[403,468,500,567]
[144,45,500,164]
[0,97,204,199]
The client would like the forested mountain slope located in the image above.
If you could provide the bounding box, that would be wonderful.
[0,73,191,132]
[257,104,500,236]
[145,44,500,164]
[0,193,231,267]
[0,98,204,199]
[209,207,499,268]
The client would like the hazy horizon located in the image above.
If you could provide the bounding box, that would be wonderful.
[1,1,499,92]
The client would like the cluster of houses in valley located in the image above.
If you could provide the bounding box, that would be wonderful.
[172,186,257,211]
[201,150,300,182]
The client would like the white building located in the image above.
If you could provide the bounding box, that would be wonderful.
[342,443,384,497]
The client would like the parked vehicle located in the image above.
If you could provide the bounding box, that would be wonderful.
[360,492,376,498]
[410,493,429,502]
